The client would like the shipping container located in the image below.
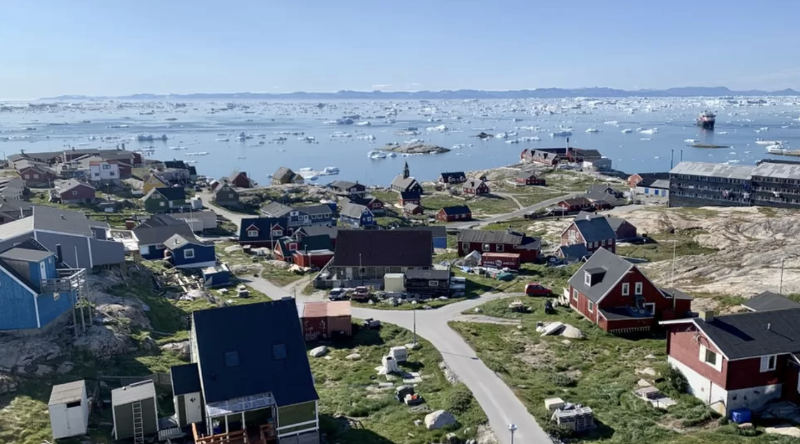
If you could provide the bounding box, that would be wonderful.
[301,301,352,341]
[481,252,521,270]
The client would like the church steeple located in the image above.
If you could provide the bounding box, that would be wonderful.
[402,161,410,179]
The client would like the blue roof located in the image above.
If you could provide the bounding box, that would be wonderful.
[192,300,319,406]
[170,363,201,396]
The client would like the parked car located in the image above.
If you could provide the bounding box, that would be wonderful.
[352,286,371,301]
[329,288,345,301]
[524,283,552,296]
[496,272,515,281]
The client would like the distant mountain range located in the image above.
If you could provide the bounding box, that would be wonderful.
[42,86,800,101]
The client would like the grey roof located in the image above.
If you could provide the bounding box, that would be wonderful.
[669,161,754,180]
[660,288,694,300]
[599,307,654,321]
[0,247,53,262]
[694,307,800,359]
[575,212,633,232]
[111,380,156,407]
[273,166,296,181]
[650,179,670,189]
[463,178,486,190]
[32,206,100,237]
[743,292,800,312]
[329,180,364,190]
[133,214,196,245]
[334,230,432,267]
[261,201,293,217]
[192,300,318,406]
[295,225,339,240]
[56,178,94,193]
[0,216,34,238]
[752,162,800,180]
[340,202,371,219]
[300,204,333,215]
[164,233,203,249]
[49,380,86,405]
[391,175,418,190]
[568,248,635,303]
[558,244,591,262]
[405,269,450,280]
[458,230,541,248]
[572,216,617,243]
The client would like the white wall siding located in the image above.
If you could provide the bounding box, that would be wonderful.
[727,384,782,413]
[668,357,728,415]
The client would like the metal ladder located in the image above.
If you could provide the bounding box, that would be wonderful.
[132,400,145,444]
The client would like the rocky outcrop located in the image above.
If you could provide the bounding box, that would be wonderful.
[424,410,456,430]
[75,326,135,358]
[382,143,450,154]
[0,337,62,371]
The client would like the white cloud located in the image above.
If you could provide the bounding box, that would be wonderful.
[371,84,394,90]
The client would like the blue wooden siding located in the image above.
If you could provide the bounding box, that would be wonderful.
[140,244,167,260]
[170,243,215,268]
[37,291,73,327]
[433,237,447,249]
[0,270,38,330]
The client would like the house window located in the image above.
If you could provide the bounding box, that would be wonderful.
[24,174,30,179]
[573,288,578,301]
[102,164,110,170]
[496,244,504,252]
[110,171,115,176]
[72,191,78,196]
[33,174,39,179]
[94,172,100,177]
[184,249,195,259]
[761,355,777,372]
[248,230,259,237]
[428,280,439,287]
[584,272,591,286]
[228,193,234,198]
[588,301,594,313]
[159,201,165,207]
[482,244,490,252]
[272,230,283,237]
[634,282,643,295]
[462,242,469,250]
[622,283,630,296]
[699,344,722,371]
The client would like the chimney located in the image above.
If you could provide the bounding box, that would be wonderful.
[56,244,63,264]
[767,323,771,331]
[698,310,714,321]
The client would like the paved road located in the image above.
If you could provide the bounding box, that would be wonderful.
[448,193,577,229]
[242,276,549,444]
[197,191,246,230]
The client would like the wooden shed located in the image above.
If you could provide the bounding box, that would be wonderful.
[301,301,352,341]
[49,380,89,440]
[170,363,203,428]
[111,380,159,441]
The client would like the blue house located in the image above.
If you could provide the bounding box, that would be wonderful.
[164,234,216,269]
[0,245,76,330]
[133,214,196,260]
[339,202,375,228]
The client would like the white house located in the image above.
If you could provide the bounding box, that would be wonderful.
[89,160,120,183]
[49,380,89,440]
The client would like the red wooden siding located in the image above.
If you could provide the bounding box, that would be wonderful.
[666,324,728,388]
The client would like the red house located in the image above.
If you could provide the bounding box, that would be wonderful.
[566,248,691,334]
[557,197,594,213]
[349,195,385,216]
[227,171,254,188]
[463,179,490,195]
[293,249,334,268]
[436,205,472,222]
[399,191,421,206]
[515,171,546,186]
[53,179,96,204]
[661,293,800,417]
[457,229,541,263]
[561,214,617,254]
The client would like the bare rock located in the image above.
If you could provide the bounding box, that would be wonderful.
[140,336,157,351]
[75,326,135,358]
[439,361,459,385]
[424,410,455,430]
[0,336,62,369]
[473,307,482,313]
[230,264,263,275]
[636,367,658,377]
[57,361,75,375]
[93,291,152,329]
[224,245,243,254]
[309,346,328,358]
[559,324,585,339]
[161,341,190,359]
[35,364,54,376]
[446,432,461,444]
[266,260,291,270]
[345,353,361,361]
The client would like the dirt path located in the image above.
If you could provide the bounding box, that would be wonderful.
[451,315,521,325]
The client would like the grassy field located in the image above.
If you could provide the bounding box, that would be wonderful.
[214,241,304,286]
[617,230,718,263]
[422,192,519,215]
[450,297,795,444]
[313,322,486,444]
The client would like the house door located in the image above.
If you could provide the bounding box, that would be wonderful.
[40,262,47,280]
[346,268,353,280]
[644,303,656,315]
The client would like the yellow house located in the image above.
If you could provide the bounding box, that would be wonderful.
[142,174,169,194]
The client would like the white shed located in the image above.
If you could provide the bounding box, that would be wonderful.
[384,273,405,293]
[49,380,89,439]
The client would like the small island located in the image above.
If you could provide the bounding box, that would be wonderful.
[381,142,450,154]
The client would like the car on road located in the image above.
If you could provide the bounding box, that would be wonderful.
[329,288,346,301]
[524,282,552,296]
[351,286,371,301]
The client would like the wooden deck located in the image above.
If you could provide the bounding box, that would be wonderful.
[192,422,276,444]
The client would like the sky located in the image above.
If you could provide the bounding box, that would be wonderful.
[1,0,800,99]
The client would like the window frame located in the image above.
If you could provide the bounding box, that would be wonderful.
[248,230,259,238]
[184,248,195,259]
[622,282,630,296]
[634,282,643,295]
[587,301,594,313]
[584,272,591,286]
[482,243,491,252]
[573,288,578,301]
[496,244,504,252]
[761,355,777,372]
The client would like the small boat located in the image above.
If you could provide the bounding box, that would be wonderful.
[585,128,601,133]
[767,145,787,154]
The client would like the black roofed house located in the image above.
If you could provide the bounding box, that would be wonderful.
[133,214,197,260]
[741,291,800,312]
[272,167,304,185]
[213,183,240,208]
[661,305,800,417]
[227,171,255,188]
[576,211,638,240]
[586,184,626,209]
[399,191,421,206]
[439,171,467,184]
[142,186,187,213]
[338,202,375,228]
[404,269,451,297]
[457,228,541,263]
[568,248,691,334]
[325,230,432,285]
[238,217,289,248]
[561,213,618,254]
[328,180,366,197]
[171,300,320,444]
[346,195,385,216]
[515,170,546,186]
[462,178,490,196]
[436,205,472,223]
[261,202,334,228]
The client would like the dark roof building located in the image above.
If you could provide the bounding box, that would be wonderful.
[571,217,617,244]
[742,292,800,312]
[567,248,634,303]
[333,230,432,268]
[439,205,471,216]
[133,214,196,246]
[457,229,541,251]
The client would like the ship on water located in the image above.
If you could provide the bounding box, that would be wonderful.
[696,110,716,130]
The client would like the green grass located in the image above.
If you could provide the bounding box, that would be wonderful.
[214,241,304,286]
[449,297,793,443]
[617,231,717,262]
[313,322,487,444]
[29,192,147,228]
[421,192,518,216]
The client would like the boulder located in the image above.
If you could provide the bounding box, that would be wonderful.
[345,353,361,361]
[560,324,585,339]
[309,346,328,358]
[0,336,62,369]
[636,367,658,377]
[57,361,75,375]
[424,410,456,430]
[35,364,54,376]
[75,326,135,358]
[224,245,243,254]
[446,432,461,444]
[161,341,191,359]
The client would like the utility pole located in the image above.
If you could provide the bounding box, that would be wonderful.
[413,305,417,346]
[508,423,518,444]
[780,257,786,294]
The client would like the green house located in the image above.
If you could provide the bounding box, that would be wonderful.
[143,186,187,213]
